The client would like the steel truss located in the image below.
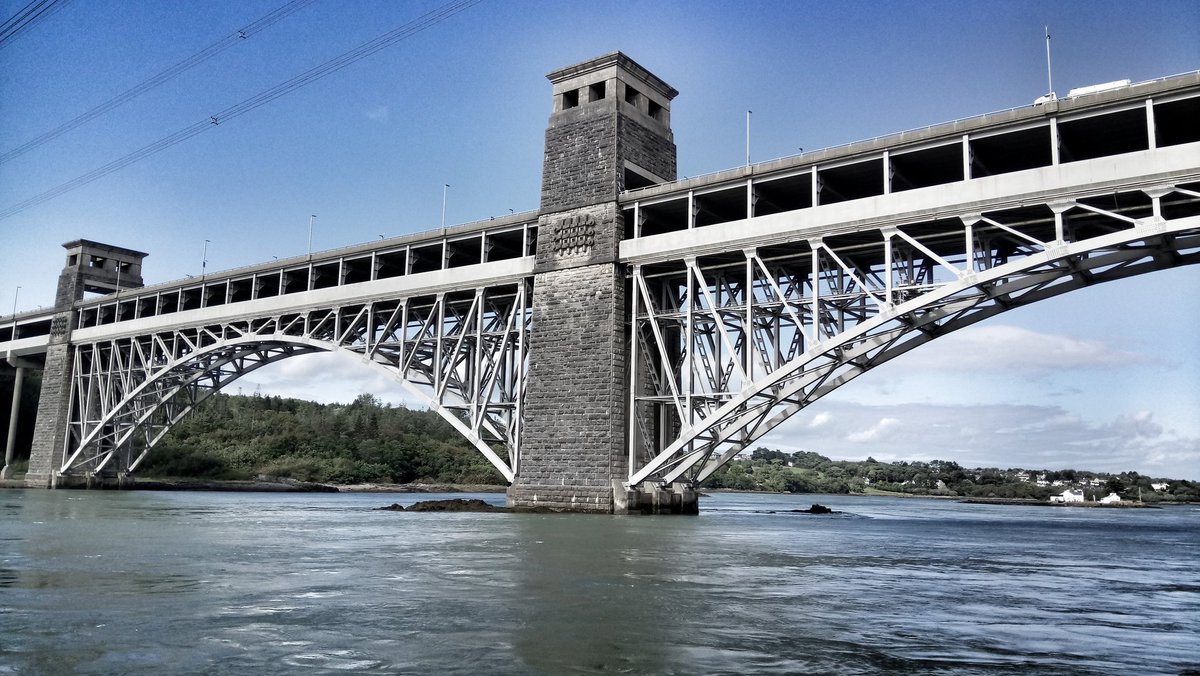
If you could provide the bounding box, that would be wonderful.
[59,281,532,482]
[628,183,1200,486]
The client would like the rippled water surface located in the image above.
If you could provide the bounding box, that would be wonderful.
[1,490,1197,674]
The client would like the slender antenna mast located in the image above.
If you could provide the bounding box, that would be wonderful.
[1044,26,1055,100]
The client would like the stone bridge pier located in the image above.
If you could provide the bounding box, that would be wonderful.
[506,52,693,513]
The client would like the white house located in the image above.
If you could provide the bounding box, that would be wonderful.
[1100,492,1123,504]
[1050,489,1085,503]
[1151,482,1170,491]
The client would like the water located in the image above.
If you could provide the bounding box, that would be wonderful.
[1,491,1197,674]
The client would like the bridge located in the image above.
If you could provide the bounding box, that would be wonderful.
[2,52,1198,513]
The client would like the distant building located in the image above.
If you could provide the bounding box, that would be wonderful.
[1051,480,1065,487]
[1036,474,1049,487]
[1050,489,1085,503]
[1100,492,1123,504]
[1151,482,1170,491]
[1016,472,1031,483]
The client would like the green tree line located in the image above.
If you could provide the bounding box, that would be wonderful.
[706,447,1200,503]
[139,392,505,485]
[3,373,1196,499]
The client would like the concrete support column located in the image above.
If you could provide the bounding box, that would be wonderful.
[1,366,23,480]
[1146,99,1156,150]
[613,481,698,515]
[1049,117,1061,165]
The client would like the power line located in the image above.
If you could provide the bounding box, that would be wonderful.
[0,0,72,49]
[0,0,484,222]
[0,0,318,166]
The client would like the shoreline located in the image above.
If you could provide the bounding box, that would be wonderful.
[0,476,508,493]
[960,497,1159,508]
[2,479,1192,506]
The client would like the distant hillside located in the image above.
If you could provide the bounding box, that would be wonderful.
[706,448,1199,503]
[5,384,1196,501]
[139,393,505,485]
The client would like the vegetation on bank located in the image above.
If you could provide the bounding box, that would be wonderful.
[139,393,506,485]
[706,448,1200,503]
[3,382,1196,501]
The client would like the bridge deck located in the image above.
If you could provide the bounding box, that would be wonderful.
[1,213,539,351]
[2,70,1197,356]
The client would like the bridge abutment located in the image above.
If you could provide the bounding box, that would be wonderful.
[507,52,679,513]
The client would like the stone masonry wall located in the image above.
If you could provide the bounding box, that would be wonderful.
[540,105,619,212]
[618,115,677,184]
[533,202,622,273]
[511,56,677,512]
[25,269,82,487]
[508,261,627,512]
[24,343,71,485]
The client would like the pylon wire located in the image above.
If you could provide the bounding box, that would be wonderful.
[0,0,70,49]
[0,0,318,166]
[0,0,484,222]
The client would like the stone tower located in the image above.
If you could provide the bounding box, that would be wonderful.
[507,52,678,512]
[25,240,146,487]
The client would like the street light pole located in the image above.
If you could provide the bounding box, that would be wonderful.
[745,110,752,167]
[202,239,210,280]
[308,214,316,259]
[441,184,450,230]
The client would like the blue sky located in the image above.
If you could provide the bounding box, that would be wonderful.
[2,0,1198,479]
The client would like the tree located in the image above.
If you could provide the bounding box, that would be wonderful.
[1105,476,1127,496]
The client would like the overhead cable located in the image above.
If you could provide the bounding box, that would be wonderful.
[0,0,484,222]
[0,0,71,49]
[0,0,318,166]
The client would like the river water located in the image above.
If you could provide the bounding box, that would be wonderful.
[1,490,1197,675]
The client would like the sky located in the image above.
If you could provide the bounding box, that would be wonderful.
[1,0,1198,479]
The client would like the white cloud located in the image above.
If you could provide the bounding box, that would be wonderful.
[845,417,900,443]
[895,324,1148,373]
[762,400,1200,480]
[234,352,423,408]
[365,105,389,122]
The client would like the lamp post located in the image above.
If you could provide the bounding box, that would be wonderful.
[441,184,450,230]
[746,110,752,167]
[202,239,210,280]
[308,214,316,259]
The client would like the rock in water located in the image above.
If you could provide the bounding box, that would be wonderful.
[786,503,833,514]
[388,498,502,512]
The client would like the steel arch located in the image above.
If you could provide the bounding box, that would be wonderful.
[627,187,1200,487]
[59,283,531,482]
